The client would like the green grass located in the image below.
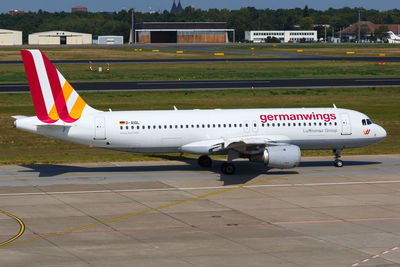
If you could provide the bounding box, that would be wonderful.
[223,44,400,57]
[0,47,248,61]
[0,87,399,164]
[2,61,400,83]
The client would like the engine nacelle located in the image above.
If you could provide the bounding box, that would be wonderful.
[250,145,301,169]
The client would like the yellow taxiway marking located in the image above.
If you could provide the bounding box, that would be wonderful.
[0,164,398,248]
[0,210,25,246]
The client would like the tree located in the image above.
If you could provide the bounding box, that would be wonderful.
[374,25,389,41]
[303,5,309,17]
[299,17,314,30]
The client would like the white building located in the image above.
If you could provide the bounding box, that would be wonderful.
[96,36,124,45]
[0,29,22,45]
[28,31,92,45]
[245,30,317,43]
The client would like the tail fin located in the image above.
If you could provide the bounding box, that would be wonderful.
[21,50,97,123]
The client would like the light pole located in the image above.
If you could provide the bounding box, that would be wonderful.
[358,8,361,43]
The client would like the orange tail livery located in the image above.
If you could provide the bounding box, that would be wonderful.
[21,50,96,123]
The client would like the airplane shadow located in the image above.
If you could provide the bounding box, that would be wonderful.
[299,160,382,167]
[19,158,382,186]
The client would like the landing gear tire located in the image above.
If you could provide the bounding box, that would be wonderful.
[221,162,235,175]
[198,155,212,168]
[334,159,343,167]
[333,149,343,168]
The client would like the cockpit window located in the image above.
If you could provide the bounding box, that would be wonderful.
[366,119,373,125]
[362,119,366,126]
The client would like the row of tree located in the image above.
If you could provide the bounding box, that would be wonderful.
[1,6,400,43]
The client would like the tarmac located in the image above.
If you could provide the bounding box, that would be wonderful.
[0,154,400,266]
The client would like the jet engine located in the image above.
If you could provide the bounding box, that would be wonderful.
[250,145,301,169]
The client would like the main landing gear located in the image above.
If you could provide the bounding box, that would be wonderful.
[221,162,236,175]
[197,151,238,175]
[333,149,343,167]
[198,155,212,168]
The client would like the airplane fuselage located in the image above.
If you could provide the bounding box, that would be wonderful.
[15,107,386,154]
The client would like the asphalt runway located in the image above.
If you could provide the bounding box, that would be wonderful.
[2,77,400,93]
[2,56,400,65]
[0,154,400,266]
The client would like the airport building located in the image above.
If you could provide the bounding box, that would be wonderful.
[134,22,234,43]
[28,31,92,45]
[0,29,23,45]
[245,30,317,43]
[94,36,124,45]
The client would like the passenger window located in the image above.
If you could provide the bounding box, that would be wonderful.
[288,123,290,126]
[309,123,311,126]
[319,122,322,126]
[229,124,231,128]
[126,126,129,130]
[196,125,199,128]
[164,125,167,129]
[186,125,189,128]
[234,124,237,127]
[218,124,221,128]
[277,123,280,127]
[223,124,226,128]
[239,124,242,127]
[283,123,285,126]
[159,125,162,129]
[175,125,178,128]
[245,123,248,127]
[202,124,205,128]
[181,125,183,128]
[213,124,216,128]
[148,126,151,129]
[324,122,327,126]
[120,126,123,130]
[303,123,306,126]
[207,124,210,128]
[191,125,194,128]
[314,122,317,126]
[272,123,275,127]
[137,126,140,130]
[334,122,337,126]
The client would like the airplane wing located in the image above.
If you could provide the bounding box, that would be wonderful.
[180,135,291,155]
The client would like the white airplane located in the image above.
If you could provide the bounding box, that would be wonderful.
[387,31,400,43]
[13,50,386,174]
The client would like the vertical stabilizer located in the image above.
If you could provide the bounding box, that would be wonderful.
[21,50,98,123]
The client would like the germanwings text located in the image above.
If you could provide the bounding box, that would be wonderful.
[260,113,337,123]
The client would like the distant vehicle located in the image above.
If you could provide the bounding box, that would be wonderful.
[388,31,400,43]
[13,50,387,174]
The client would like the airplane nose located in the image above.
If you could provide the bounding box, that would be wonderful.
[382,127,387,138]
[378,125,387,139]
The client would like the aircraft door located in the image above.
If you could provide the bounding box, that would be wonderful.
[94,117,106,140]
[340,114,352,135]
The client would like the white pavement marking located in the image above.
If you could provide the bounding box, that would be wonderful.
[349,246,400,266]
[1,180,400,197]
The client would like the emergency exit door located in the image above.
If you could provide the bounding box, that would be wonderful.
[94,117,106,140]
[340,114,352,135]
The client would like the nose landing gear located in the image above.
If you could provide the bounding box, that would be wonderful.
[333,149,343,167]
